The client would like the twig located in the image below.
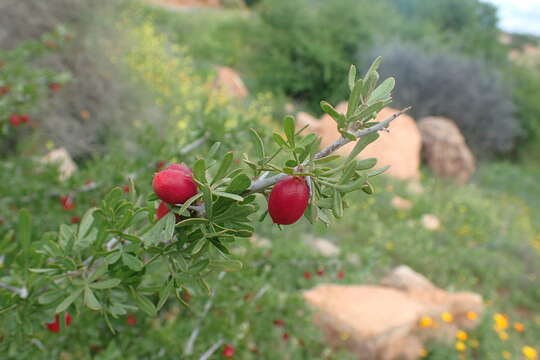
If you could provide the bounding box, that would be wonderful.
[180,133,210,156]
[245,107,410,195]
[198,339,224,360]
[0,282,28,298]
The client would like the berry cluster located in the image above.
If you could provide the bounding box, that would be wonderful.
[152,164,310,225]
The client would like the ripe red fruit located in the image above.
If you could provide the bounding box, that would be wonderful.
[166,163,193,175]
[46,318,60,333]
[126,315,137,326]
[282,333,290,341]
[49,83,61,91]
[156,201,171,220]
[303,271,312,279]
[65,313,72,326]
[9,114,21,127]
[20,114,29,124]
[337,271,345,279]
[273,319,285,327]
[152,168,197,205]
[60,195,75,210]
[123,184,130,193]
[268,176,309,225]
[222,344,235,358]
[70,216,81,224]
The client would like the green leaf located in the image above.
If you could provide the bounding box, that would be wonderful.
[214,191,244,202]
[190,259,210,274]
[157,279,174,311]
[90,278,121,290]
[147,193,159,202]
[320,101,345,127]
[356,158,377,170]
[88,261,108,282]
[212,152,233,185]
[78,208,97,240]
[192,159,206,183]
[56,288,83,313]
[362,182,374,194]
[346,132,379,163]
[175,218,209,228]
[142,212,175,247]
[38,290,63,305]
[130,287,156,316]
[272,133,289,149]
[283,115,296,147]
[348,64,357,92]
[367,77,395,105]
[225,174,251,194]
[249,129,265,159]
[17,209,31,265]
[122,253,143,272]
[84,287,102,311]
[368,165,390,177]
[106,251,122,264]
[332,190,343,219]
[207,142,221,159]
[314,154,341,164]
[347,78,364,118]
[208,259,243,272]
[201,185,213,220]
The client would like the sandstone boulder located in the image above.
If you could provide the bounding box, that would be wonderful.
[296,105,421,180]
[41,148,77,181]
[214,66,248,99]
[303,265,483,360]
[418,117,475,184]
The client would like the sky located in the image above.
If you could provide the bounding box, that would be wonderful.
[483,0,540,36]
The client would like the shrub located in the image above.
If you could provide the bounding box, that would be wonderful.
[365,43,521,158]
[248,0,396,111]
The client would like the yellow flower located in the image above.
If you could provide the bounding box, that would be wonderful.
[498,331,509,341]
[494,313,509,331]
[441,312,453,323]
[420,349,428,358]
[502,351,512,359]
[340,332,349,341]
[385,242,394,250]
[469,339,479,348]
[513,322,525,332]
[466,311,478,320]
[523,346,538,359]
[455,341,466,352]
[419,316,433,328]
[456,330,468,341]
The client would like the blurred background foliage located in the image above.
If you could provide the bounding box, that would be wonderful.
[0,0,539,358]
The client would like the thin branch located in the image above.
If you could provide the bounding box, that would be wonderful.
[0,282,28,298]
[245,107,410,195]
[180,133,210,156]
[198,339,224,360]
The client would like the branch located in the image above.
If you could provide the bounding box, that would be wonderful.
[180,133,210,156]
[0,282,28,298]
[245,107,410,195]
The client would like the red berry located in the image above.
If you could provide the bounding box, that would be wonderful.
[49,83,61,91]
[303,271,312,279]
[123,184,130,193]
[268,176,309,225]
[20,114,29,124]
[60,195,75,210]
[282,333,290,341]
[9,114,21,127]
[70,216,81,224]
[222,344,235,357]
[65,313,72,326]
[166,163,193,175]
[46,314,60,333]
[152,169,197,205]
[316,268,325,276]
[337,271,345,279]
[156,201,170,220]
[273,319,285,327]
[126,315,137,326]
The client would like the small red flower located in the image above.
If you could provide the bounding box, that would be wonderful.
[60,195,75,210]
[49,83,61,91]
[20,114,30,124]
[123,184,130,193]
[65,313,72,326]
[9,114,21,127]
[316,268,325,276]
[303,271,312,279]
[282,333,290,341]
[70,216,81,224]
[222,344,235,357]
[126,315,137,326]
[273,319,285,327]
[337,271,345,279]
[46,314,61,333]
